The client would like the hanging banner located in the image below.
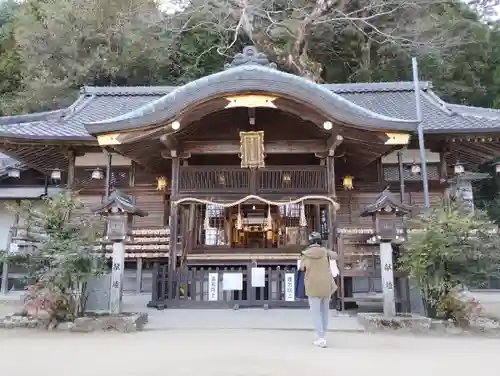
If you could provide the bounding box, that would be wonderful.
[284,273,295,301]
[208,273,219,301]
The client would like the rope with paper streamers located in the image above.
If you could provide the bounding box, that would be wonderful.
[173,194,340,209]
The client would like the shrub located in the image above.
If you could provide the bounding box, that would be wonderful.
[0,193,105,321]
[400,202,500,324]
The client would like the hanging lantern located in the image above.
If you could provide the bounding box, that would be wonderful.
[203,205,210,230]
[299,202,307,227]
[453,161,465,175]
[493,161,500,174]
[410,162,421,176]
[236,206,243,230]
[343,175,354,190]
[218,174,226,186]
[156,176,167,191]
[51,168,62,181]
[91,168,104,180]
[7,167,20,179]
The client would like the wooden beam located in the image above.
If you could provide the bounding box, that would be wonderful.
[181,140,326,154]
[161,150,191,160]
[326,134,343,157]
[160,133,178,150]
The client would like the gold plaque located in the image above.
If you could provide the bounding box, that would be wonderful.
[240,131,265,169]
[97,133,122,146]
[384,133,410,145]
[225,95,277,109]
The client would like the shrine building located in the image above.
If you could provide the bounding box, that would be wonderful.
[1,46,500,309]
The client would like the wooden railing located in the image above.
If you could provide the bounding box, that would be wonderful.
[258,166,327,193]
[179,165,327,194]
[179,166,249,193]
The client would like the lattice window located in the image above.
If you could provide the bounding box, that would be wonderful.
[74,166,130,188]
[383,164,440,182]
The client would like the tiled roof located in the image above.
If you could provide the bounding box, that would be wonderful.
[0,79,499,140]
[85,65,419,134]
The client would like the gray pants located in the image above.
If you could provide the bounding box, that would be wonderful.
[308,296,330,339]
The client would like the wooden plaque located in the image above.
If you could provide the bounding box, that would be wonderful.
[240,131,265,169]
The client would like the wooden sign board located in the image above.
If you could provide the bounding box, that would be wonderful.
[240,131,265,169]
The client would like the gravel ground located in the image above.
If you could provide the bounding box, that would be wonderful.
[1,329,499,376]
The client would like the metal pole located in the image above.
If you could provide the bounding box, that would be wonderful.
[397,149,406,203]
[412,57,430,209]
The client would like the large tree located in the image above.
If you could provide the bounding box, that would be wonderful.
[1,0,500,113]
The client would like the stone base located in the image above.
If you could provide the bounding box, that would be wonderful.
[0,312,148,333]
[357,313,432,333]
[358,312,500,337]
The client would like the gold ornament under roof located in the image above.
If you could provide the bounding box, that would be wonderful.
[156,176,168,191]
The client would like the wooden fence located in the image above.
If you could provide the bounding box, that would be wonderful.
[149,264,309,308]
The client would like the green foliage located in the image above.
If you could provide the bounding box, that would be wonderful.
[400,202,500,321]
[0,0,500,112]
[0,193,105,320]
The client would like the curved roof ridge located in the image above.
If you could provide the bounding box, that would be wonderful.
[445,102,500,120]
[421,89,454,115]
[86,65,419,134]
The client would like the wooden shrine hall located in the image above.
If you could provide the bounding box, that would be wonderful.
[1,46,500,309]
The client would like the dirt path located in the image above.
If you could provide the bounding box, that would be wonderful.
[1,329,499,376]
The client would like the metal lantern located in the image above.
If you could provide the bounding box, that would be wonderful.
[51,168,62,181]
[7,167,20,179]
[493,161,500,174]
[156,176,167,191]
[453,161,465,175]
[91,168,104,180]
[343,175,354,190]
[410,162,421,176]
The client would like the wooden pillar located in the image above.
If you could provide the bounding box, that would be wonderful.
[397,149,405,203]
[168,153,180,300]
[104,150,112,199]
[327,153,336,249]
[314,204,321,233]
[326,134,342,250]
[67,149,76,191]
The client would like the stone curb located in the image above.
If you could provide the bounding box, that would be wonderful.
[0,312,148,333]
[357,312,500,338]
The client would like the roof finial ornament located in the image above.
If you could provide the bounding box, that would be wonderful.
[224,46,277,70]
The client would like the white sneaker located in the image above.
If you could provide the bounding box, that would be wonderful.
[313,338,328,348]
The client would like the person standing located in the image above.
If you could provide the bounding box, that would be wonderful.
[299,231,338,348]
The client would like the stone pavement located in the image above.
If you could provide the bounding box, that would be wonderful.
[0,292,363,331]
[1,329,499,376]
